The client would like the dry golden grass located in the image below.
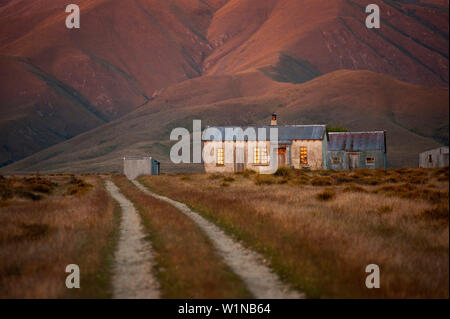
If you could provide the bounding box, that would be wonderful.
[0,174,57,202]
[65,176,93,196]
[140,167,449,298]
[0,175,120,298]
[113,176,251,299]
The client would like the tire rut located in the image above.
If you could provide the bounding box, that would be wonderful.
[105,180,160,299]
[132,179,304,299]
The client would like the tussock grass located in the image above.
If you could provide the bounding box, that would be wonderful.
[315,188,336,201]
[208,173,224,180]
[421,205,449,221]
[255,175,277,185]
[0,176,57,201]
[0,176,120,298]
[310,176,333,186]
[140,168,449,298]
[274,167,292,177]
[374,184,448,204]
[114,176,251,298]
[66,177,93,196]
[243,167,448,188]
[377,205,393,214]
[241,169,257,178]
[343,184,368,193]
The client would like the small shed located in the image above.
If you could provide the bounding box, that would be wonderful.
[326,131,387,170]
[419,147,449,168]
[123,157,160,180]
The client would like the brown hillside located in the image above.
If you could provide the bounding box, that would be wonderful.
[2,70,447,174]
[0,0,223,166]
[0,0,448,168]
[204,0,449,86]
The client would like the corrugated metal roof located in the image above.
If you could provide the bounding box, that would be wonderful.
[202,125,327,141]
[328,132,386,152]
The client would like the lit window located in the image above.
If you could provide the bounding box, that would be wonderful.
[332,157,341,164]
[254,147,268,164]
[300,147,308,165]
[254,147,259,164]
[260,148,268,164]
[217,148,224,166]
[366,156,375,165]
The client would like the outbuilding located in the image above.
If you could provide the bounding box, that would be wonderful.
[326,131,387,170]
[123,157,160,180]
[419,147,449,168]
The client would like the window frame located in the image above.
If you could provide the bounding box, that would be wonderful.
[300,146,308,165]
[365,156,375,165]
[332,157,341,165]
[216,148,224,166]
[254,147,269,165]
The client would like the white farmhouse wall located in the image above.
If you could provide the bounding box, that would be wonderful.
[291,140,324,170]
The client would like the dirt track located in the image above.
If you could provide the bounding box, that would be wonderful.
[105,180,160,299]
[132,180,304,299]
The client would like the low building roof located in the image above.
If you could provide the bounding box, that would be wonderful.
[123,157,160,162]
[202,125,328,141]
[419,146,449,155]
[328,131,386,152]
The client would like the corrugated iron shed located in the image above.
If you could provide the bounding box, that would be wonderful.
[328,132,386,152]
[202,125,328,141]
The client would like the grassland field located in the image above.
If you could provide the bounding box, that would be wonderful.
[0,167,448,298]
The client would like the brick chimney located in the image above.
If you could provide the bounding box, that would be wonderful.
[271,113,277,126]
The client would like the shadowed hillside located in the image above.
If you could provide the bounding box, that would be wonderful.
[2,70,447,174]
[0,0,448,168]
[0,0,223,166]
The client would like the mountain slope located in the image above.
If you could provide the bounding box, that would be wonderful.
[0,0,448,169]
[204,0,448,86]
[2,70,447,174]
[0,0,225,166]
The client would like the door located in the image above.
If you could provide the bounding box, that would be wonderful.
[277,148,287,167]
[234,144,245,172]
[348,153,359,170]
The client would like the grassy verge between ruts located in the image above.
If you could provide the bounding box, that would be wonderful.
[112,175,251,299]
[138,168,449,298]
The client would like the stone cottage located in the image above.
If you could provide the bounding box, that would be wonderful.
[202,114,329,173]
